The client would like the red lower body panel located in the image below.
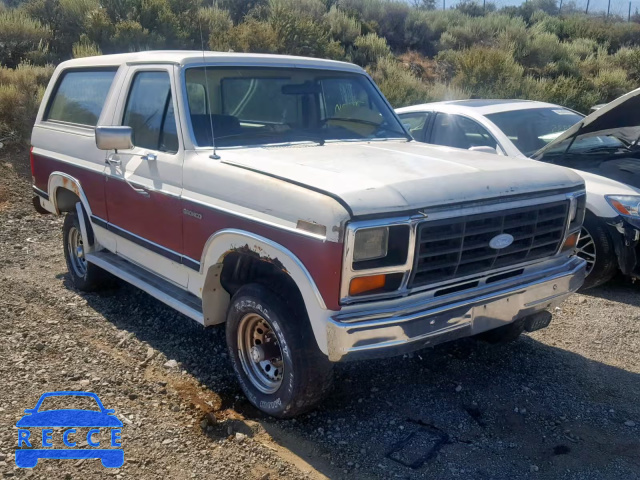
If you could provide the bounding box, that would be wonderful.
[182,200,343,311]
[105,177,183,254]
[31,153,343,310]
[31,153,108,220]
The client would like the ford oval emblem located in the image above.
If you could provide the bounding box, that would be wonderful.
[489,233,514,250]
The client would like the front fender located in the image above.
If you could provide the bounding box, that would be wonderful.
[197,229,335,355]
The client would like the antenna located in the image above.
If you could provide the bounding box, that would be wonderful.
[198,8,220,160]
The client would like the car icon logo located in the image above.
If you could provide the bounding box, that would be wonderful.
[489,233,514,250]
[15,391,124,468]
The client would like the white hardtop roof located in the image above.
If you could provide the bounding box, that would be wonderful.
[396,99,568,116]
[57,50,364,73]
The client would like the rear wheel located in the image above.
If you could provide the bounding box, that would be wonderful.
[226,284,333,418]
[577,213,618,290]
[63,212,111,291]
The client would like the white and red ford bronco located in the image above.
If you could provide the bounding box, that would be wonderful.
[31,51,587,417]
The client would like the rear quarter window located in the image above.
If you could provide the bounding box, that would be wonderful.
[45,69,117,126]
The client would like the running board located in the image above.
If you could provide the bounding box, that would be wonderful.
[85,251,204,324]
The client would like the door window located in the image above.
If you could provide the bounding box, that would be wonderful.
[123,71,179,153]
[432,113,497,150]
[398,112,431,141]
[46,69,117,126]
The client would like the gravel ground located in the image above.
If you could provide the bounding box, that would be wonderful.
[1,151,639,480]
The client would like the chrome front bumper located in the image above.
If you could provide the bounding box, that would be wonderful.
[326,256,586,361]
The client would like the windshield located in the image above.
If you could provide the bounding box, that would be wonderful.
[184,67,408,148]
[486,107,583,156]
[540,132,632,156]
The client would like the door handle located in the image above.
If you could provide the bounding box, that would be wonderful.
[106,154,121,165]
[130,185,150,197]
[141,153,157,162]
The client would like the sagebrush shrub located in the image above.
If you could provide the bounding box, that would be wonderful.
[524,75,599,113]
[519,32,576,77]
[203,7,234,51]
[592,68,635,102]
[270,0,327,21]
[72,39,102,58]
[439,47,525,98]
[326,6,361,46]
[223,19,280,53]
[0,9,50,68]
[368,56,430,107]
[613,47,640,82]
[351,33,391,66]
[404,9,437,55]
[0,63,53,146]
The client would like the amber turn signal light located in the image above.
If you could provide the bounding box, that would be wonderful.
[562,232,579,251]
[349,274,386,296]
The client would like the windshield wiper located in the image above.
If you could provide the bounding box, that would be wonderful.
[580,145,629,154]
[212,130,325,146]
[324,117,408,138]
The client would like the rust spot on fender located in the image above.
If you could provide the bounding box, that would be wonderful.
[231,244,289,274]
[61,176,80,196]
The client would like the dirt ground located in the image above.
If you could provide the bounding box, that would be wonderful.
[0,150,638,480]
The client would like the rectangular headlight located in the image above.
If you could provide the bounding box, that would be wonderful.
[569,193,586,231]
[353,227,388,262]
[568,197,578,223]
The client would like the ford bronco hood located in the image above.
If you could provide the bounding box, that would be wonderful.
[222,141,584,217]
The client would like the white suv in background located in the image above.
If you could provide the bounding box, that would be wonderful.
[397,95,640,289]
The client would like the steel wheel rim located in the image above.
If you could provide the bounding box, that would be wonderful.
[67,226,87,278]
[576,227,596,276]
[237,313,284,394]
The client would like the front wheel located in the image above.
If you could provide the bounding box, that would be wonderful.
[226,284,333,418]
[576,213,618,290]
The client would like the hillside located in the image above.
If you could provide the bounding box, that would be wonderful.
[2,0,640,147]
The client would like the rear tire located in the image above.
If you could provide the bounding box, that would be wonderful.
[63,212,111,292]
[226,283,333,418]
[577,213,618,290]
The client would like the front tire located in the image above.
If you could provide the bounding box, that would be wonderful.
[577,213,618,290]
[226,284,333,418]
[63,212,111,292]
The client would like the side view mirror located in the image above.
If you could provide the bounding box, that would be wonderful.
[469,146,498,155]
[95,126,133,151]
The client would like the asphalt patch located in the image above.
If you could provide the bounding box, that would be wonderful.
[386,420,450,469]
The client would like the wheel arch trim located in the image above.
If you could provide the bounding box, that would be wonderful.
[198,229,333,354]
[199,229,327,310]
[47,171,93,217]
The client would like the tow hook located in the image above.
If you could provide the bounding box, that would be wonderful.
[524,311,553,332]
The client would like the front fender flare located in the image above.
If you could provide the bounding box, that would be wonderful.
[197,229,333,354]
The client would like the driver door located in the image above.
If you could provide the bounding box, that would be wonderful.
[104,66,187,286]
